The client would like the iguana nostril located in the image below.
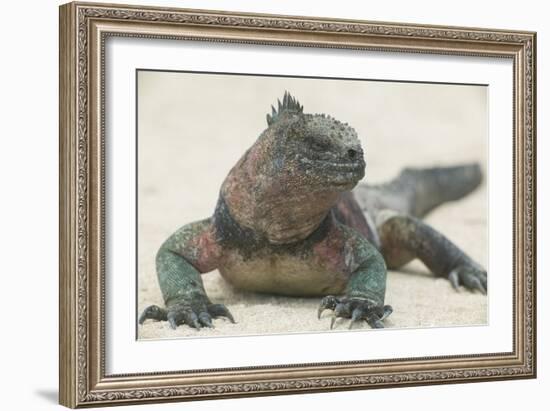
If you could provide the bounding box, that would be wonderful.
[347,149,357,160]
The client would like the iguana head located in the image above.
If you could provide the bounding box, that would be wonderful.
[265,91,365,191]
[221,91,366,244]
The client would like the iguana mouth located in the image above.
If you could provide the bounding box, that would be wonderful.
[322,159,366,188]
[298,155,365,188]
[328,175,363,188]
[324,160,365,173]
[299,156,365,171]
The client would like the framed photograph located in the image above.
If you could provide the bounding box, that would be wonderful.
[59,1,536,407]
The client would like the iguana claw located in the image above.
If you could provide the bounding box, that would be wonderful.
[318,295,392,330]
[317,295,339,319]
[448,264,487,294]
[208,303,236,323]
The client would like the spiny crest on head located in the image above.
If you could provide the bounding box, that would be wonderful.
[266,91,304,126]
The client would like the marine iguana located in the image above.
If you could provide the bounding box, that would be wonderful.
[139,91,487,330]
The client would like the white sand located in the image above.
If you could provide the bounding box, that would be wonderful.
[136,72,487,339]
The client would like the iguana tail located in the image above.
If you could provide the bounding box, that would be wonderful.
[353,163,483,219]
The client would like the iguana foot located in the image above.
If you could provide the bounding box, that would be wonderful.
[318,295,393,329]
[139,300,235,329]
[139,305,167,323]
[448,264,487,294]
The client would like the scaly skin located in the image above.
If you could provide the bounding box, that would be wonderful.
[353,165,487,293]
[140,92,486,330]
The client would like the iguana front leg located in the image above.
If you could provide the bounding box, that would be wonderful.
[139,218,235,329]
[318,225,393,329]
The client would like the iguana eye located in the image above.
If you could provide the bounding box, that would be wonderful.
[311,139,329,151]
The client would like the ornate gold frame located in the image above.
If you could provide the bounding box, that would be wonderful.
[59,1,536,408]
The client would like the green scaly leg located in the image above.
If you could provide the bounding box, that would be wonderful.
[139,219,235,329]
[318,226,393,329]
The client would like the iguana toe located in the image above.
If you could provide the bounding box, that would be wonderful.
[198,312,214,328]
[183,311,202,329]
[138,305,168,324]
[165,306,207,330]
[318,295,340,319]
[165,308,199,329]
[448,265,487,294]
[207,303,236,323]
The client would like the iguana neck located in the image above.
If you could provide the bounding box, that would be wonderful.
[220,135,340,245]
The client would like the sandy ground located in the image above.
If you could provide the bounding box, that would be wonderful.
[136,72,487,339]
